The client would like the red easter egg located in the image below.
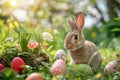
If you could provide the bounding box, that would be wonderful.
[0,63,5,71]
[11,57,25,73]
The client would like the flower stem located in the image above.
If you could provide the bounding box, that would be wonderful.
[52,75,57,80]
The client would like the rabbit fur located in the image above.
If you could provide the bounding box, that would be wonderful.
[64,12,102,71]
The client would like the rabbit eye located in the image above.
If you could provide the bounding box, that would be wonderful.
[74,34,78,40]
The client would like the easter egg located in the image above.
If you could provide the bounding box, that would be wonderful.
[54,49,66,61]
[11,57,25,73]
[104,60,120,75]
[0,63,5,71]
[67,64,93,77]
[26,73,43,80]
[50,59,66,76]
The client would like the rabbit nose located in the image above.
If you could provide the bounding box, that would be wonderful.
[67,43,74,50]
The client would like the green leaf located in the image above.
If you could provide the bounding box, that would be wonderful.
[114,18,120,22]
[111,28,120,32]
[0,68,16,79]
[4,68,13,77]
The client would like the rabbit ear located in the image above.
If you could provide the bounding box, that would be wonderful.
[67,17,76,30]
[74,12,84,30]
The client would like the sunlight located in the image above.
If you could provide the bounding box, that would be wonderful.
[10,0,18,7]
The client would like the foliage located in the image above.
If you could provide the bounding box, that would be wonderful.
[84,19,120,48]
[0,68,24,80]
[7,17,32,52]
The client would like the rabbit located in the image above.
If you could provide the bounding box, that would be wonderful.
[64,12,102,71]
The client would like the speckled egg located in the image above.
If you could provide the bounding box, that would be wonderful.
[50,59,66,76]
[54,49,66,61]
[104,60,120,75]
[67,64,93,77]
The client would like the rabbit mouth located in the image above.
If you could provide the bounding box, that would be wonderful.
[65,43,74,50]
[65,39,85,51]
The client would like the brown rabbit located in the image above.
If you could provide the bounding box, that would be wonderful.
[64,12,102,71]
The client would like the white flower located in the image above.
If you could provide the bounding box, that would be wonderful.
[43,32,53,41]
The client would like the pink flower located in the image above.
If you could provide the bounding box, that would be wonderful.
[27,41,37,49]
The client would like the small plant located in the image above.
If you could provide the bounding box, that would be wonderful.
[8,16,31,52]
[0,16,49,69]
